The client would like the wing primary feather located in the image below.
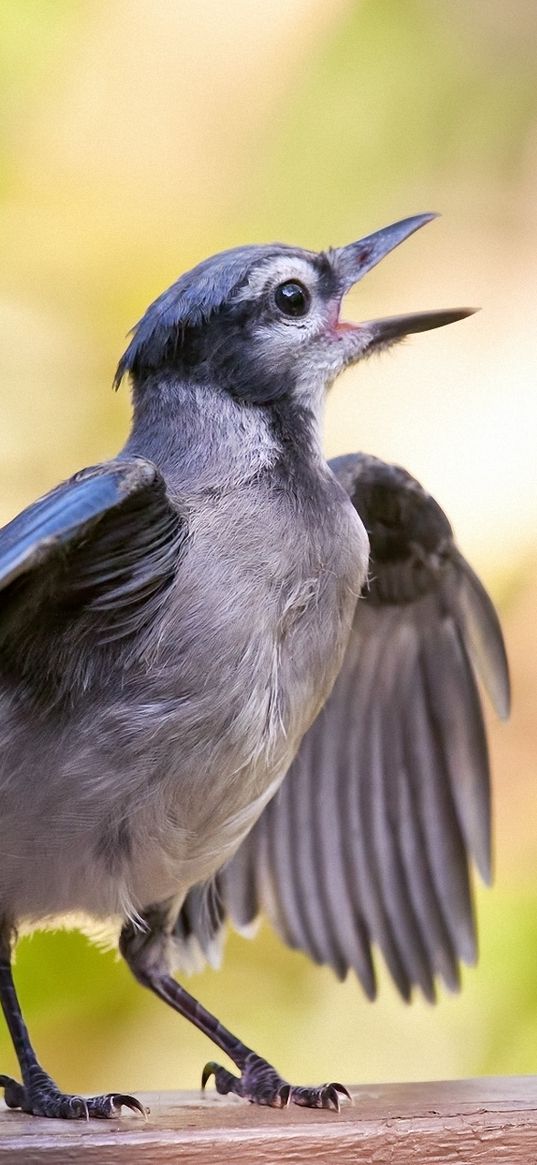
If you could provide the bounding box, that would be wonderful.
[403,650,477,965]
[451,555,510,720]
[342,610,412,1000]
[301,703,370,984]
[373,622,437,1000]
[319,640,378,997]
[314,686,378,994]
[255,800,295,948]
[421,612,492,883]
[285,746,344,973]
[266,768,333,967]
[336,627,386,997]
[393,708,461,992]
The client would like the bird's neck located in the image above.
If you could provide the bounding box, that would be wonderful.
[122,374,325,494]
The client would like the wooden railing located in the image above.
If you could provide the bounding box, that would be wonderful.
[1,1077,536,1162]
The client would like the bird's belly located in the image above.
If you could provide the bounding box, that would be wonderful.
[124,521,367,906]
[0,626,350,926]
[0,498,367,925]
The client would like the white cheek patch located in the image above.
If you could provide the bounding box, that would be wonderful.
[293,343,343,421]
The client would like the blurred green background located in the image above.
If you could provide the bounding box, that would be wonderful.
[0,0,536,1097]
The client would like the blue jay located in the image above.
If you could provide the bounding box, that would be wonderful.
[0,214,509,1117]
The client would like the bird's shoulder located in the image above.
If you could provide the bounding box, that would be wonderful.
[0,456,188,700]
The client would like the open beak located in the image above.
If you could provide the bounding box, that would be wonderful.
[333,214,476,348]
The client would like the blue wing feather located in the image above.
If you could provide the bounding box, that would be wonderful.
[0,457,187,679]
[0,468,136,591]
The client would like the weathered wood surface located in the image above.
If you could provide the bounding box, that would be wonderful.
[0,1077,536,1163]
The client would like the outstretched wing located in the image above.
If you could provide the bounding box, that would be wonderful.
[0,457,187,691]
[175,453,509,1002]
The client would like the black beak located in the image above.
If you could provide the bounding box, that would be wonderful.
[355,306,477,344]
[333,214,477,344]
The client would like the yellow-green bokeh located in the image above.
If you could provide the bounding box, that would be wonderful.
[0,0,536,1096]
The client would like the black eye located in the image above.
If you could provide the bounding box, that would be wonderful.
[274,280,311,318]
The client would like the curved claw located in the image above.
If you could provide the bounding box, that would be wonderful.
[289,1080,352,1112]
[201,1062,248,1102]
[201,1062,219,1091]
[324,1086,343,1113]
[0,1074,27,1110]
[106,1093,148,1119]
[321,1082,353,1112]
[332,1083,352,1103]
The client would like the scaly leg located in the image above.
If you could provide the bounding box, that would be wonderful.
[0,926,144,1119]
[121,915,350,1112]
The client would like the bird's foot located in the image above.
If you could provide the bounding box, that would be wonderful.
[0,1072,146,1119]
[201,1053,350,1112]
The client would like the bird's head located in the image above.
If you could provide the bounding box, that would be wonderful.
[115,214,474,412]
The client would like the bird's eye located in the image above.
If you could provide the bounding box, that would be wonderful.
[274,280,311,318]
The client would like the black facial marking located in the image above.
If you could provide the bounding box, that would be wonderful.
[116,243,341,406]
[132,296,298,405]
[314,250,340,298]
[115,244,308,388]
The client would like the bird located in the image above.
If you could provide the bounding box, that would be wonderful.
[0,213,509,1119]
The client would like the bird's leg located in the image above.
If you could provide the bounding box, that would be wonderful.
[120,917,350,1112]
[0,926,144,1119]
